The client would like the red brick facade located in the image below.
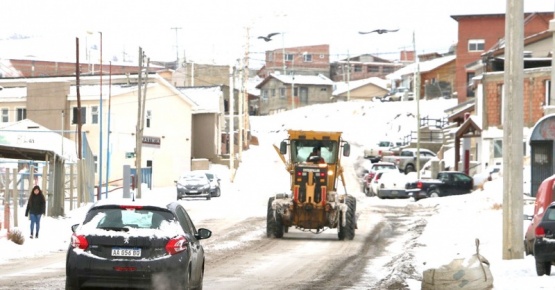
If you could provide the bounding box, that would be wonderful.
[482,71,550,129]
[259,44,330,78]
[452,12,553,104]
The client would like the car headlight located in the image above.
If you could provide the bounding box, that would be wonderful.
[177,184,184,189]
[203,184,210,189]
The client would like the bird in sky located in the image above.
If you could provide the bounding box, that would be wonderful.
[258,32,280,42]
[358,29,400,35]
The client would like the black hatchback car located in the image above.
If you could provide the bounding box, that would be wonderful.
[533,201,555,276]
[65,198,212,289]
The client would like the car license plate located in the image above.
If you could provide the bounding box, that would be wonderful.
[112,248,141,257]
[189,190,198,193]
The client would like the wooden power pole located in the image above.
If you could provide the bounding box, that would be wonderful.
[502,0,524,259]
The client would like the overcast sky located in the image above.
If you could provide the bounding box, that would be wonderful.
[1,0,553,67]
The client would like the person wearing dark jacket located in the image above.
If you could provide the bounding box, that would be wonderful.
[25,185,46,239]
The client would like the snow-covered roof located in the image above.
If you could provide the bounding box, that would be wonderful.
[386,55,456,80]
[332,77,389,96]
[260,73,334,87]
[177,86,223,114]
[0,119,78,162]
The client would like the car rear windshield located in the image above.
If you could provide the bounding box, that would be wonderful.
[83,206,176,230]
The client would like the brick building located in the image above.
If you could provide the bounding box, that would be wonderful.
[451,12,553,103]
[258,44,330,78]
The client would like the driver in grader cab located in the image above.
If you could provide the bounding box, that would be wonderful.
[306,146,325,163]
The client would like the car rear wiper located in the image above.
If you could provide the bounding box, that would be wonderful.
[99,227,130,232]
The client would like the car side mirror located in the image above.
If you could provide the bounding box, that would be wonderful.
[196,228,212,240]
[71,224,79,233]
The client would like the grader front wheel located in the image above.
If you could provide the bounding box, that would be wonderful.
[338,195,356,240]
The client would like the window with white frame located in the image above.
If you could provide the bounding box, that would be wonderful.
[285,54,293,61]
[91,106,99,124]
[303,54,312,62]
[146,110,152,128]
[279,88,285,99]
[16,108,26,121]
[72,107,87,124]
[545,80,551,106]
[1,109,8,123]
[468,39,485,52]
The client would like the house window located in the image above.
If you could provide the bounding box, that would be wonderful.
[16,108,26,121]
[383,67,394,73]
[494,140,502,158]
[1,109,8,122]
[91,106,99,124]
[146,110,152,128]
[94,155,98,173]
[468,39,485,52]
[303,54,312,62]
[545,80,551,106]
[466,72,475,97]
[268,52,274,61]
[354,65,362,72]
[271,89,276,97]
[72,107,87,124]
[285,54,293,61]
[293,88,298,97]
[261,89,268,99]
[279,88,285,99]
[367,66,379,73]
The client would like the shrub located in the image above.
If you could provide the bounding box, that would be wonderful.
[7,229,25,245]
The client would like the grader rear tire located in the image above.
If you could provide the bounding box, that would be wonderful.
[266,197,284,238]
[338,195,356,240]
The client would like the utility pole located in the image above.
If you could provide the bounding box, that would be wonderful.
[238,57,243,161]
[136,48,142,198]
[229,65,235,181]
[171,27,182,69]
[502,0,524,260]
[243,27,250,153]
[347,50,351,101]
[136,47,149,198]
[282,32,286,75]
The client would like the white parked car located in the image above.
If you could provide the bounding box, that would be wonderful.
[370,170,410,199]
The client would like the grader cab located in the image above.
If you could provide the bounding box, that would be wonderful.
[267,130,356,240]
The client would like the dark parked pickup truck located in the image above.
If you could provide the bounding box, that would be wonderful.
[405,171,474,201]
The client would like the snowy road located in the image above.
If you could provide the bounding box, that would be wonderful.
[0,143,436,289]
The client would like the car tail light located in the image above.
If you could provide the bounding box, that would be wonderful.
[166,236,188,255]
[416,181,423,189]
[536,226,546,238]
[71,233,89,250]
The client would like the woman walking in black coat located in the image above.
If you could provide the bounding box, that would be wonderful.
[25,185,46,239]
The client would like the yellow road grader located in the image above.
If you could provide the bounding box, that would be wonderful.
[267,130,356,240]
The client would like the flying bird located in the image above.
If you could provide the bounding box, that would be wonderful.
[358,29,400,35]
[258,32,280,42]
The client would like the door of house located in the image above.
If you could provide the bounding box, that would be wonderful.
[299,87,308,104]
[531,140,553,197]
